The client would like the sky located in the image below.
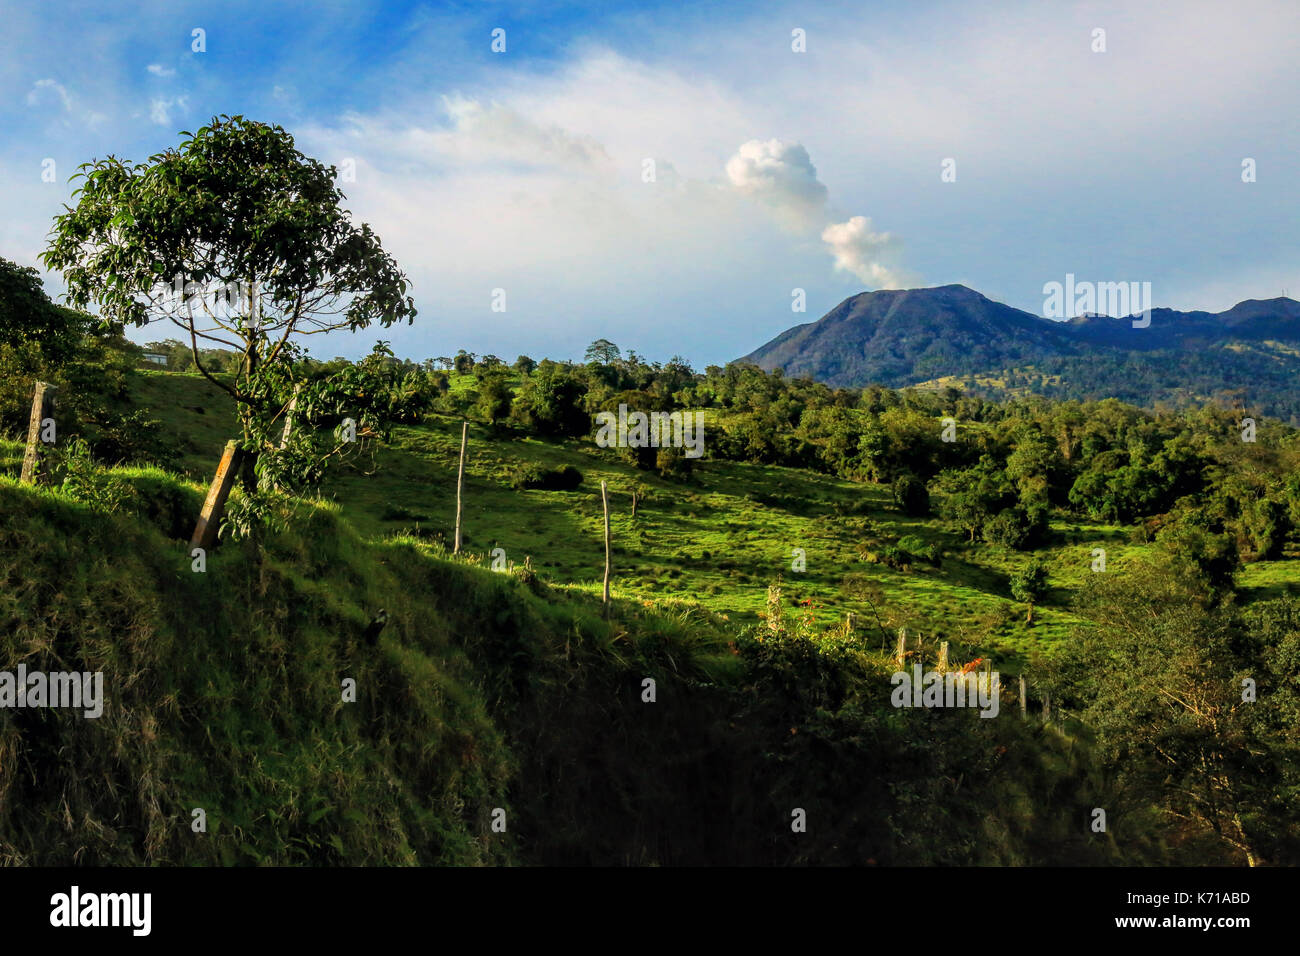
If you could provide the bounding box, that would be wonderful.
[2,0,1298,367]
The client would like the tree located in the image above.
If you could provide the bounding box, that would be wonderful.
[475,371,514,428]
[42,115,416,500]
[936,456,1016,542]
[1155,517,1239,608]
[584,338,621,366]
[510,363,589,438]
[1009,558,1049,623]
[0,255,87,364]
[891,471,930,516]
[1052,563,1288,865]
[1005,426,1066,507]
[453,350,476,374]
[1241,495,1290,561]
[513,354,537,376]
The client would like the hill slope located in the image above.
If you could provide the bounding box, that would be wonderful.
[0,471,1127,865]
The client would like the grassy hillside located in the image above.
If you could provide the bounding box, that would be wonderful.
[125,370,1300,674]
[2,368,1295,865]
[0,465,1141,865]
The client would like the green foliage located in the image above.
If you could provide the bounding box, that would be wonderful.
[51,438,130,514]
[1050,563,1300,864]
[42,115,419,534]
[1155,514,1239,608]
[510,362,589,438]
[5,341,1299,865]
[0,256,89,364]
[891,471,930,516]
[1008,557,1049,624]
[242,343,433,513]
[897,535,942,566]
[584,338,621,366]
[1241,495,1291,561]
[507,462,584,491]
[44,115,416,337]
[474,371,514,427]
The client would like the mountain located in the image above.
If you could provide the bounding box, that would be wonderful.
[739,285,1300,423]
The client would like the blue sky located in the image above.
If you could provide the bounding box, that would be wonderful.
[2,0,1298,367]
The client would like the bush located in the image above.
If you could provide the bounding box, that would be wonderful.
[509,462,584,491]
[655,446,694,482]
[891,472,931,516]
[52,438,131,514]
[380,504,430,522]
[1009,558,1049,621]
[862,544,912,571]
[984,504,1048,550]
[898,534,942,567]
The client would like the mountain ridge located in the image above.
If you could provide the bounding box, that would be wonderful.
[739,285,1300,422]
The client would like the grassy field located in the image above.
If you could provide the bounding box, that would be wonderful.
[5,366,1294,865]
[95,369,1295,675]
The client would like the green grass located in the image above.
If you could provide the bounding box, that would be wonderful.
[125,371,1300,678]
[5,466,1134,865]
[11,369,1253,864]
[0,467,746,864]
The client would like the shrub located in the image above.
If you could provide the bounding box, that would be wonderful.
[891,472,931,516]
[509,462,584,491]
[898,535,942,567]
[380,504,430,522]
[655,446,694,481]
[53,438,131,514]
[861,544,912,571]
[1009,558,1049,622]
[984,504,1048,550]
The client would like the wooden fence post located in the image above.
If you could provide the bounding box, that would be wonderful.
[20,381,56,485]
[895,627,907,669]
[1043,690,1052,724]
[190,440,243,552]
[601,480,611,605]
[1019,675,1027,718]
[938,641,949,673]
[454,421,467,554]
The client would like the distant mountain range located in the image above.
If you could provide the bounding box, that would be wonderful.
[739,285,1300,423]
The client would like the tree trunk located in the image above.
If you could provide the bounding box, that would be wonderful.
[239,278,261,493]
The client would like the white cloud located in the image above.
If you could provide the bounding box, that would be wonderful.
[146,63,176,78]
[26,78,71,112]
[326,95,613,176]
[821,216,909,289]
[149,95,188,127]
[8,0,1292,362]
[725,138,828,231]
[438,95,612,170]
